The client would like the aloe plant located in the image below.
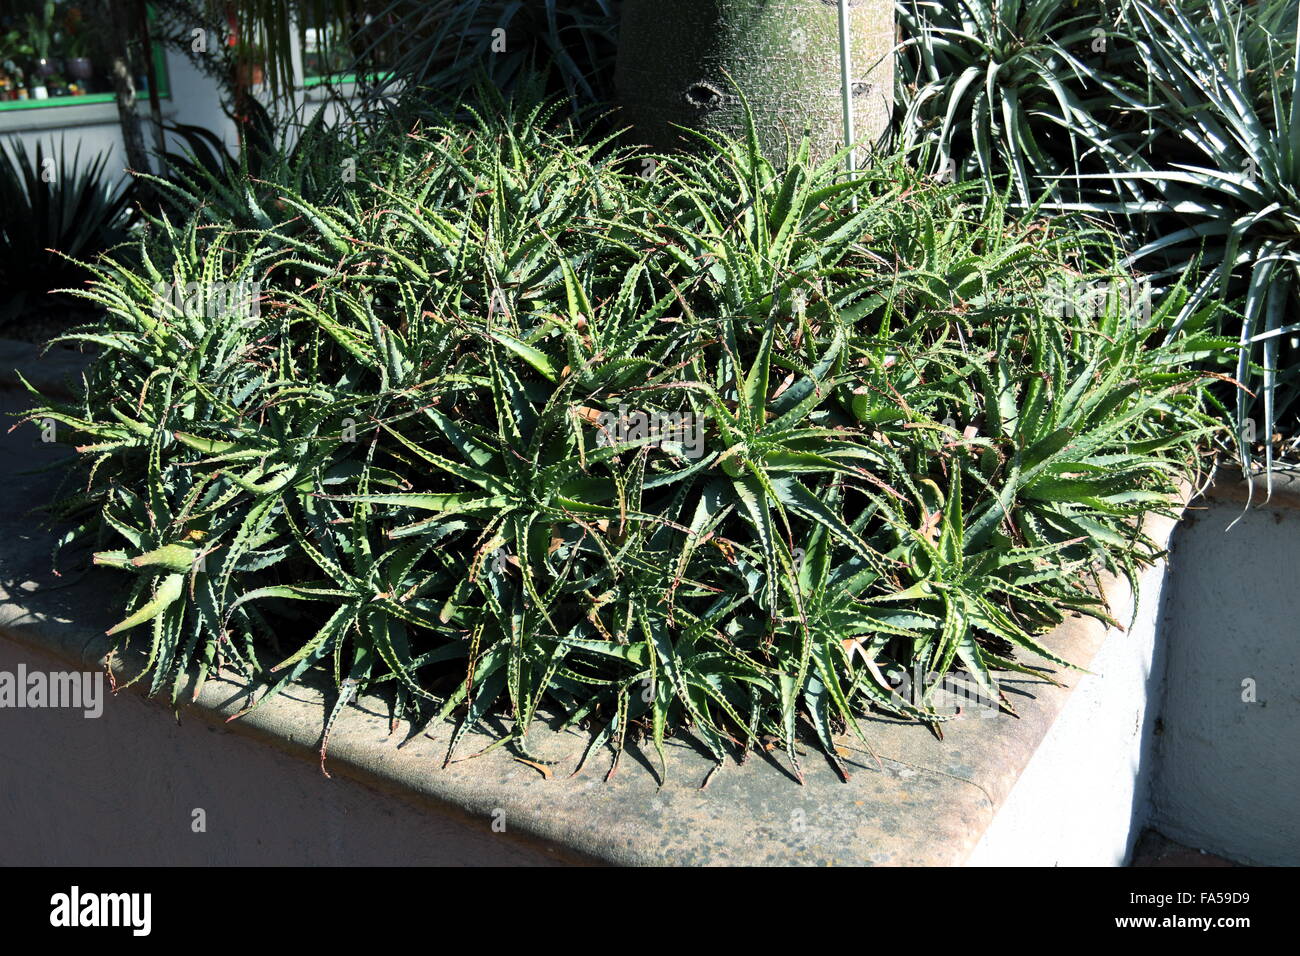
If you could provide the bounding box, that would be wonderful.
[144,94,372,232]
[21,92,1217,783]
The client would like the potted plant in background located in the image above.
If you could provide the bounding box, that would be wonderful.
[25,1,58,81]
[235,41,265,87]
[0,29,30,99]
[62,16,94,83]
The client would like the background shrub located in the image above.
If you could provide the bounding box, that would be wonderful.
[1082,0,1300,481]
[896,0,1300,478]
[0,138,136,328]
[894,0,1145,205]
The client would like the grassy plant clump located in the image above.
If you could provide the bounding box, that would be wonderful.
[22,96,1222,782]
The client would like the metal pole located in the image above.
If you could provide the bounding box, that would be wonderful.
[837,0,857,210]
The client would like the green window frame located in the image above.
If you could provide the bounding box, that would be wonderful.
[0,6,171,113]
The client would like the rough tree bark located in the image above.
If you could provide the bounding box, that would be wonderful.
[99,0,154,202]
[615,0,894,163]
[134,0,169,177]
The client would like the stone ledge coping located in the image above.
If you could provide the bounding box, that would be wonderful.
[0,371,1182,866]
[1199,465,1300,509]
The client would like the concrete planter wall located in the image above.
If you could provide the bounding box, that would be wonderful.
[1,343,1295,866]
[0,507,1178,865]
[1145,476,1300,866]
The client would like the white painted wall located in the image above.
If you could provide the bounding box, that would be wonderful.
[964,521,1175,866]
[1150,496,1300,866]
[968,490,1300,867]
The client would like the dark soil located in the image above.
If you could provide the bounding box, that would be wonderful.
[1,301,104,348]
[1130,828,1239,867]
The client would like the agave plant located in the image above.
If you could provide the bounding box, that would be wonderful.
[345,0,619,117]
[895,0,1147,204]
[21,91,1216,783]
[1050,0,1300,484]
[0,138,137,325]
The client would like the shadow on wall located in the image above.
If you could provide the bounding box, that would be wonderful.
[1121,547,1174,865]
[1146,491,1300,866]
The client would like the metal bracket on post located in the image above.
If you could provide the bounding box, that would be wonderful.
[837,0,857,211]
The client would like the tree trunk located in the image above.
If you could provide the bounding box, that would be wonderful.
[615,0,894,164]
[100,0,154,202]
[135,0,169,178]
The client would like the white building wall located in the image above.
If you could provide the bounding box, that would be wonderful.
[1,47,234,186]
